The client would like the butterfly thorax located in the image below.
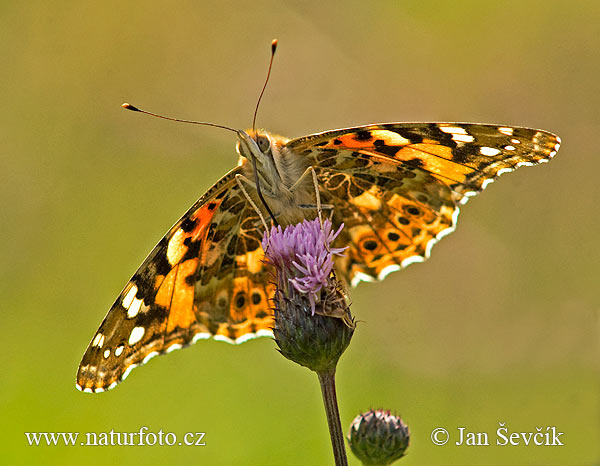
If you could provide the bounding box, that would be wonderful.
[237,130,315,223]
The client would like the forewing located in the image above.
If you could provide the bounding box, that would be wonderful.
[287,123,560,284]
[77,168,274,393]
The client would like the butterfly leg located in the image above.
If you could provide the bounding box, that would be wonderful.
[235,174,270,232]
[289,166,324,225]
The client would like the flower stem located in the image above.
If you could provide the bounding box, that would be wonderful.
[318,369,348,466]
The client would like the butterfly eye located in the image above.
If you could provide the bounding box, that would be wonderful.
[256,135,271,152]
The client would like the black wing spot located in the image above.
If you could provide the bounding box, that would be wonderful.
[353,130,372,141]
[152,248,172,277]
[406,206,421,216]
[387,232,400,241]
[180,218,197,233]
[207,202,217,211]
[333,138,342,145]
[391,128,423,144]
[251,291,262,305]
[397,216,410,225]
[314,141,328,147]
[221,254,234,270]
[185,273,196,287]
[234,292,246,309]
[408,158,424,168]
[182,240,201,261]
[373,139,401,157]
[362,239,378,251]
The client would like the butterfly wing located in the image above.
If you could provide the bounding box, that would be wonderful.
[77,167,274,392]
[287,123,560,284]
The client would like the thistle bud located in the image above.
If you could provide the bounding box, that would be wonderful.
[347,409,410,465]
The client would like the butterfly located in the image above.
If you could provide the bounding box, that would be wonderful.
[76,118,560,393]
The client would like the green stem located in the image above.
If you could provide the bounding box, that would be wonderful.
[318,369,348,466]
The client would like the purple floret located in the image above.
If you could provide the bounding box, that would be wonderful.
[262,218,346,313]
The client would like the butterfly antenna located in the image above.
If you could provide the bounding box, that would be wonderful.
[122,103,239,134]
[252,39,277,133]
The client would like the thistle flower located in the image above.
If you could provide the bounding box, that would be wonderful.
[347,410,410,465]
[263,217,355,465]
[262,218,347,314]
[262,218,354,372]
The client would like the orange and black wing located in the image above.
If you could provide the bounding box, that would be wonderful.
[77,167,274,393]
[287,123,560,284]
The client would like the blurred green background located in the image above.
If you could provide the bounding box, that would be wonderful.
[2,1,598,464]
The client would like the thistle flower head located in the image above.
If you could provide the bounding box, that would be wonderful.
[262,217,354,372]
[262,218,346,314]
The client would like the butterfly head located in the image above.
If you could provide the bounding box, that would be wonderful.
[236,129,291,186]
[236,129,274,161]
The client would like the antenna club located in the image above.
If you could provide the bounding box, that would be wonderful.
[271,39,278,53]
[122,103,140,112]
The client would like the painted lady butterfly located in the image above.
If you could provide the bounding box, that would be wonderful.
[76,55,560,394]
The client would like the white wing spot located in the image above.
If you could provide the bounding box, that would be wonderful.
[166,343,182,353]
[142,351,159,364]
[378,264,401,281]
[497,167,514,176]
[516,161,535,168]
[400,255,425,268]
[214,334,234,344]
[166,229,186,265]
[439,126,468,135]
[127,297,143,318]
[121,363,138,382]
[482,178,496,190]
[103,349,110,359]
[235,334,256,344]
[480,146,501,156]
[192,332,211,343]
[510,138,521,144]
[122,285,138,309]
[369,129,410,145]
[460,191,478,205]
[498,127,514,136]
[233,330,274,344]
[255,329,274,338]
[92,333,105,348]
[452,134,475,143]
[114,345,124,357]
[351,271,377,287]
[504,145,516,151]
[128,326,145,345]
